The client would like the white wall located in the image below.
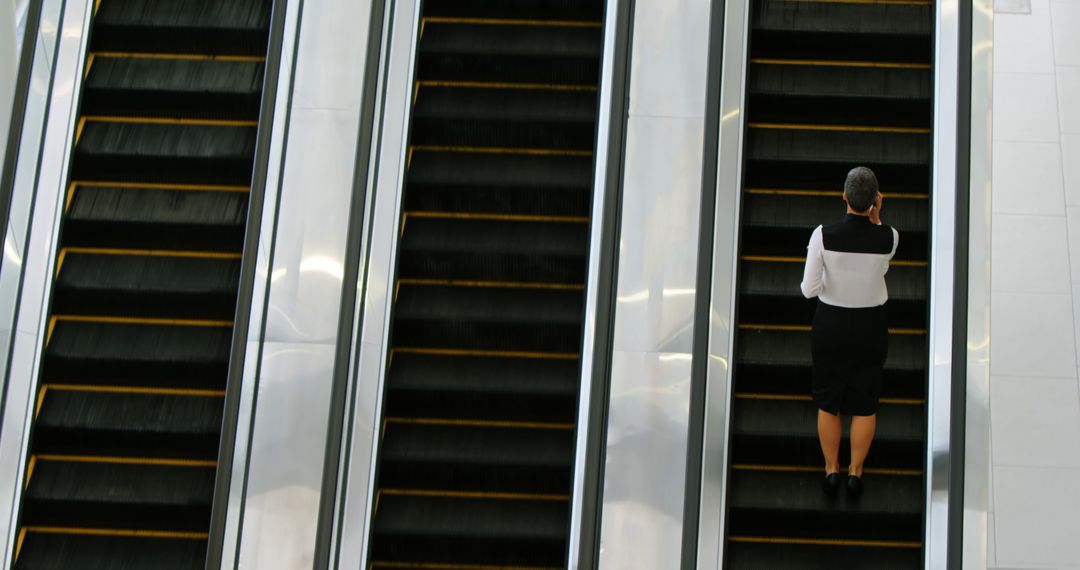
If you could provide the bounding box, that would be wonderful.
[0,0,20,163]
[988,0,1080,566]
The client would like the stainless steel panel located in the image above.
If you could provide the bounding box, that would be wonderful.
[964,0,993,565]
[694,0,751,565]
[331,0,419,566]
[218,0,376,566]
[0,0,90,563]
[598,0,713,565]
[925,0,962,563]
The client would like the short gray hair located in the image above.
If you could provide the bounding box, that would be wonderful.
[844,166,879,213]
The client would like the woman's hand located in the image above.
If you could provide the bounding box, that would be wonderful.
[869,192,883,225]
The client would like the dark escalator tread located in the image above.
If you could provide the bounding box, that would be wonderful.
[749,64,932,101]
[737,328,926,371]
[744,161,931,195]
[73,123,256,184]
[754,1,932,36]
[22,460,214,530]
[83,59,264,119]
[728,469,921,515]
[739,262,927,302]
[386,353,578,422]
[422,0,604,20]
[726,539,921,569]
[746,129,930,166]
[413,87,597,150]
[372,496,566,567]
[92,0,271,56]
[54,254,240,319]
[33,390,222,457]
[734,364,925,400]
[379,423,573,494]
[399,218,588,283]
[64,186,247,251]
[733,399,924,442]
[44,322,231,384]
[743,194,927,233]
[15,533,206,570]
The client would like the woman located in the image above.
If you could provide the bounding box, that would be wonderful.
[800,166,898,497]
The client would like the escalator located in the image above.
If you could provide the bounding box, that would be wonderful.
[12,0,272,567]
[366,0,605,567]
[723,0,933,567]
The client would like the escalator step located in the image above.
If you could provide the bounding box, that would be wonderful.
[379,422,573,494]
[43,321,231,385]
[83,58,264,119]
[413,86,597,150]
[92,0,271,55]
[737,328,926,371]
[33,389,222,458]
[54,254,240,320]
[73,122,256,184]
[732,399,924,443]
[371,495,566,567]
[746,128,930,166]
[749,63,932,101]
[738,261,926,303]
[743,194,927,233]
[386,353,578,423]
[399,217,588,283]
[422,0,604,21]
[64,185,247,251]
[16,532,206,570]
[393,284,583,353]
[725,539,921,569]
[754,1,932,36]
[21,460,214,531]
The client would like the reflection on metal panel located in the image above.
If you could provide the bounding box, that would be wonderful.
[598,0,712,568]
[963,0,993,564]
[0,0,90,563]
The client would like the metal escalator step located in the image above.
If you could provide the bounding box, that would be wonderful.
[43,321,231,385]
[727,470,922,541]
[379,422,573,494]
[744,194,927,232]
[739,262,926,302]
[386,353,578,423]
[419,24,601,85]
[16,532,206,570]
[725,539,921,569]
[733,398,923,441]
[412,87,597,150]
[64,185,247,251]
[734,364,925,400]
[21,459,214,531]
[33,389,222,458]
[371,494,567,567]
[737,328,926,371]
[73,123,256,184]
[54,254,240,320]
[754,1,932,36]
[745,128,931,166]
[83,58,264,119]
[749,63,932,101]
[92,0,271,56]
[393,284,583,353]
[399,217,587,283]
[422,0,604,21]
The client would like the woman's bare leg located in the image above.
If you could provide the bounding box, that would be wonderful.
[849,414,877,477]
[818,409,842,474]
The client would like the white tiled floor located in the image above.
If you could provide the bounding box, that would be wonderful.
[990,0,1080,565]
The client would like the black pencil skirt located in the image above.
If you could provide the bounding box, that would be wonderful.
[810,300,888,416]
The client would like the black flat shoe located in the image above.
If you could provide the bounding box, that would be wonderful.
[846,474,864,497]
[822,472,842,496]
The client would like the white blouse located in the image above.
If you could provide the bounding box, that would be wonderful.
[800,220,899,309]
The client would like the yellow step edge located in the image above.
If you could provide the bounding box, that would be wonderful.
[47,315,232,347]
[421,16,602,28]
[748,122,931,134]
[66,181,249,211]
[378,488,569,501]
[737,323,926,335]
[745,188,929,199]
[731,463,923,476]
[20,526,209,540]
[392,347,579,360]
[81,115,258,127]
[734,393,925,405]
[32,454,217,467]
[35,384,225,420]
[728,535,922,549]
[740,254,928,267]
[751,57,932,70]
[397,278,584,291]
[384,417,575,431]
[409,146,592,170]
[371,562,560,570]
[404,211,589,223]
[90,51,266,62]
[417,80,598,92]
[55,247,241,278]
